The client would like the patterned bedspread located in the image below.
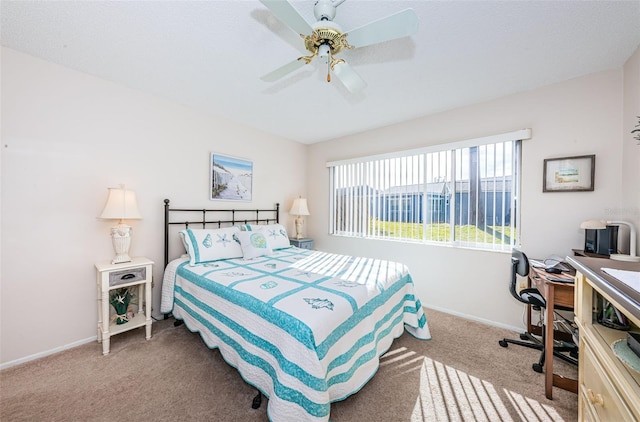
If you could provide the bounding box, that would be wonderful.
[161,247,430,421]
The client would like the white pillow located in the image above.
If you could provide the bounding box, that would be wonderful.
[178,231,190,254]
[234,231,273,260]
[181,227,243,266]
[246,223,291,250]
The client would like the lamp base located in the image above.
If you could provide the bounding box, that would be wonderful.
[110,224,133,265]
[111,254,133,265]
[610,254,640,263]
[294,216,304,239]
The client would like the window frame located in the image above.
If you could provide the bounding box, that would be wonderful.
[327,129,530,252]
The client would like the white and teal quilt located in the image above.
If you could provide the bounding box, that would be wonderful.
[161,247,431,421]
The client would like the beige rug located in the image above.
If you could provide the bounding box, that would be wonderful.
[1,308,577,421]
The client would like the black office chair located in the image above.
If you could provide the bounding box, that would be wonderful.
[498,249,578,373]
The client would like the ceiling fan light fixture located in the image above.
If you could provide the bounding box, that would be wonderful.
[318,44,331,64]
[259,0,418,93]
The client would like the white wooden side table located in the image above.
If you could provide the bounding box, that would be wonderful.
[95,257,153,355]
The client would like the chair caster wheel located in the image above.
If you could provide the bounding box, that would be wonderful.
[499,340,508,348]
[533,363,543,373]
[519,333,529,341]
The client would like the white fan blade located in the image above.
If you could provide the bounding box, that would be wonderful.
[259,0,313,36]
[332,61,367,94]
[261,58,308,82]
[346,9,419,48]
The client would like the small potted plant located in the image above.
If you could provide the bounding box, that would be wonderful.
[109,288,132,325]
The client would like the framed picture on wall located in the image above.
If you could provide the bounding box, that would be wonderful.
[543,154,595,192]
[210,153,253,201]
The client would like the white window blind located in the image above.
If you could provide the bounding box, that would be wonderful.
[327,129,529,251]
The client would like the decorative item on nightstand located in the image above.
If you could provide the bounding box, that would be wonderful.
[289,197,310,240]
[580,219,640,262]
[99,185,142,264]
[109,288,132,325]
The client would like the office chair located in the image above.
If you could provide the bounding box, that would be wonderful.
[498,249,578,373]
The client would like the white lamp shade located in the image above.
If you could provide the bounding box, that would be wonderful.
[289,198,310,216]
[100,188,142,220]
[580,219,607,230]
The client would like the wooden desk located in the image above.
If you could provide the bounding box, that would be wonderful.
[530,266,578,399]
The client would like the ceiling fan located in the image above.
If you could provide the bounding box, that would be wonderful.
[259,0,419,94]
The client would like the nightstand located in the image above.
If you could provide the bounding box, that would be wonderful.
[95,257,153,355]
[289,238,313,250]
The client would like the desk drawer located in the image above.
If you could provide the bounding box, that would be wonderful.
[109,267,146,287]
[582,344,634,421]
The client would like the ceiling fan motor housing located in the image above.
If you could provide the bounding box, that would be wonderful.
[306,20,351,58]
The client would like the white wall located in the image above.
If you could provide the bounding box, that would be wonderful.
[307,68,626,331]
[2,43,637,366]
[0,47,307,366]
[622,46,640,251]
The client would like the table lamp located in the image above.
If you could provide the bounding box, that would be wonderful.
[289,197,310,240]
[100,185,142,264]
[580,219,639,262]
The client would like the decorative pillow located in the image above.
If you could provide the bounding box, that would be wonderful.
[246,223,291,250]
[234,231,273,260]
[178,230,190,254]
[181,227,243,266]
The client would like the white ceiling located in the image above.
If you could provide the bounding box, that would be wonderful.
[2,1,640,144]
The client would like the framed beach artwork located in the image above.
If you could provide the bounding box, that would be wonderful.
[210,153,253,201]
[543,154,595,192]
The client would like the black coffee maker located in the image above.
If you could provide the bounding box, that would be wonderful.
[584,225,618,256]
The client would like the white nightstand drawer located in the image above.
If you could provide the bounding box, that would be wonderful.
[109,267,146,287]
[290,238,313,249]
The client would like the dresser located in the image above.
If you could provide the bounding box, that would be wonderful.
[567,256,640,421]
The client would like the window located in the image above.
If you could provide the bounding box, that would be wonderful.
[327,129,530,251]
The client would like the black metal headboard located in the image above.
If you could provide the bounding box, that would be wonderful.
[163,199,280,268]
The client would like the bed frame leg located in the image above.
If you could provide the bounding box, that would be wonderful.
[173,319,184,327]
[251,391,262,409]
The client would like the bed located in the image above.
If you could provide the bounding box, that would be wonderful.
[160,199,431,421]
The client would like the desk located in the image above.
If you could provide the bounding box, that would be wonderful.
[529,266,578,399]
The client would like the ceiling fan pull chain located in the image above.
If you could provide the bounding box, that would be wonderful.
[327,51,332,82]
